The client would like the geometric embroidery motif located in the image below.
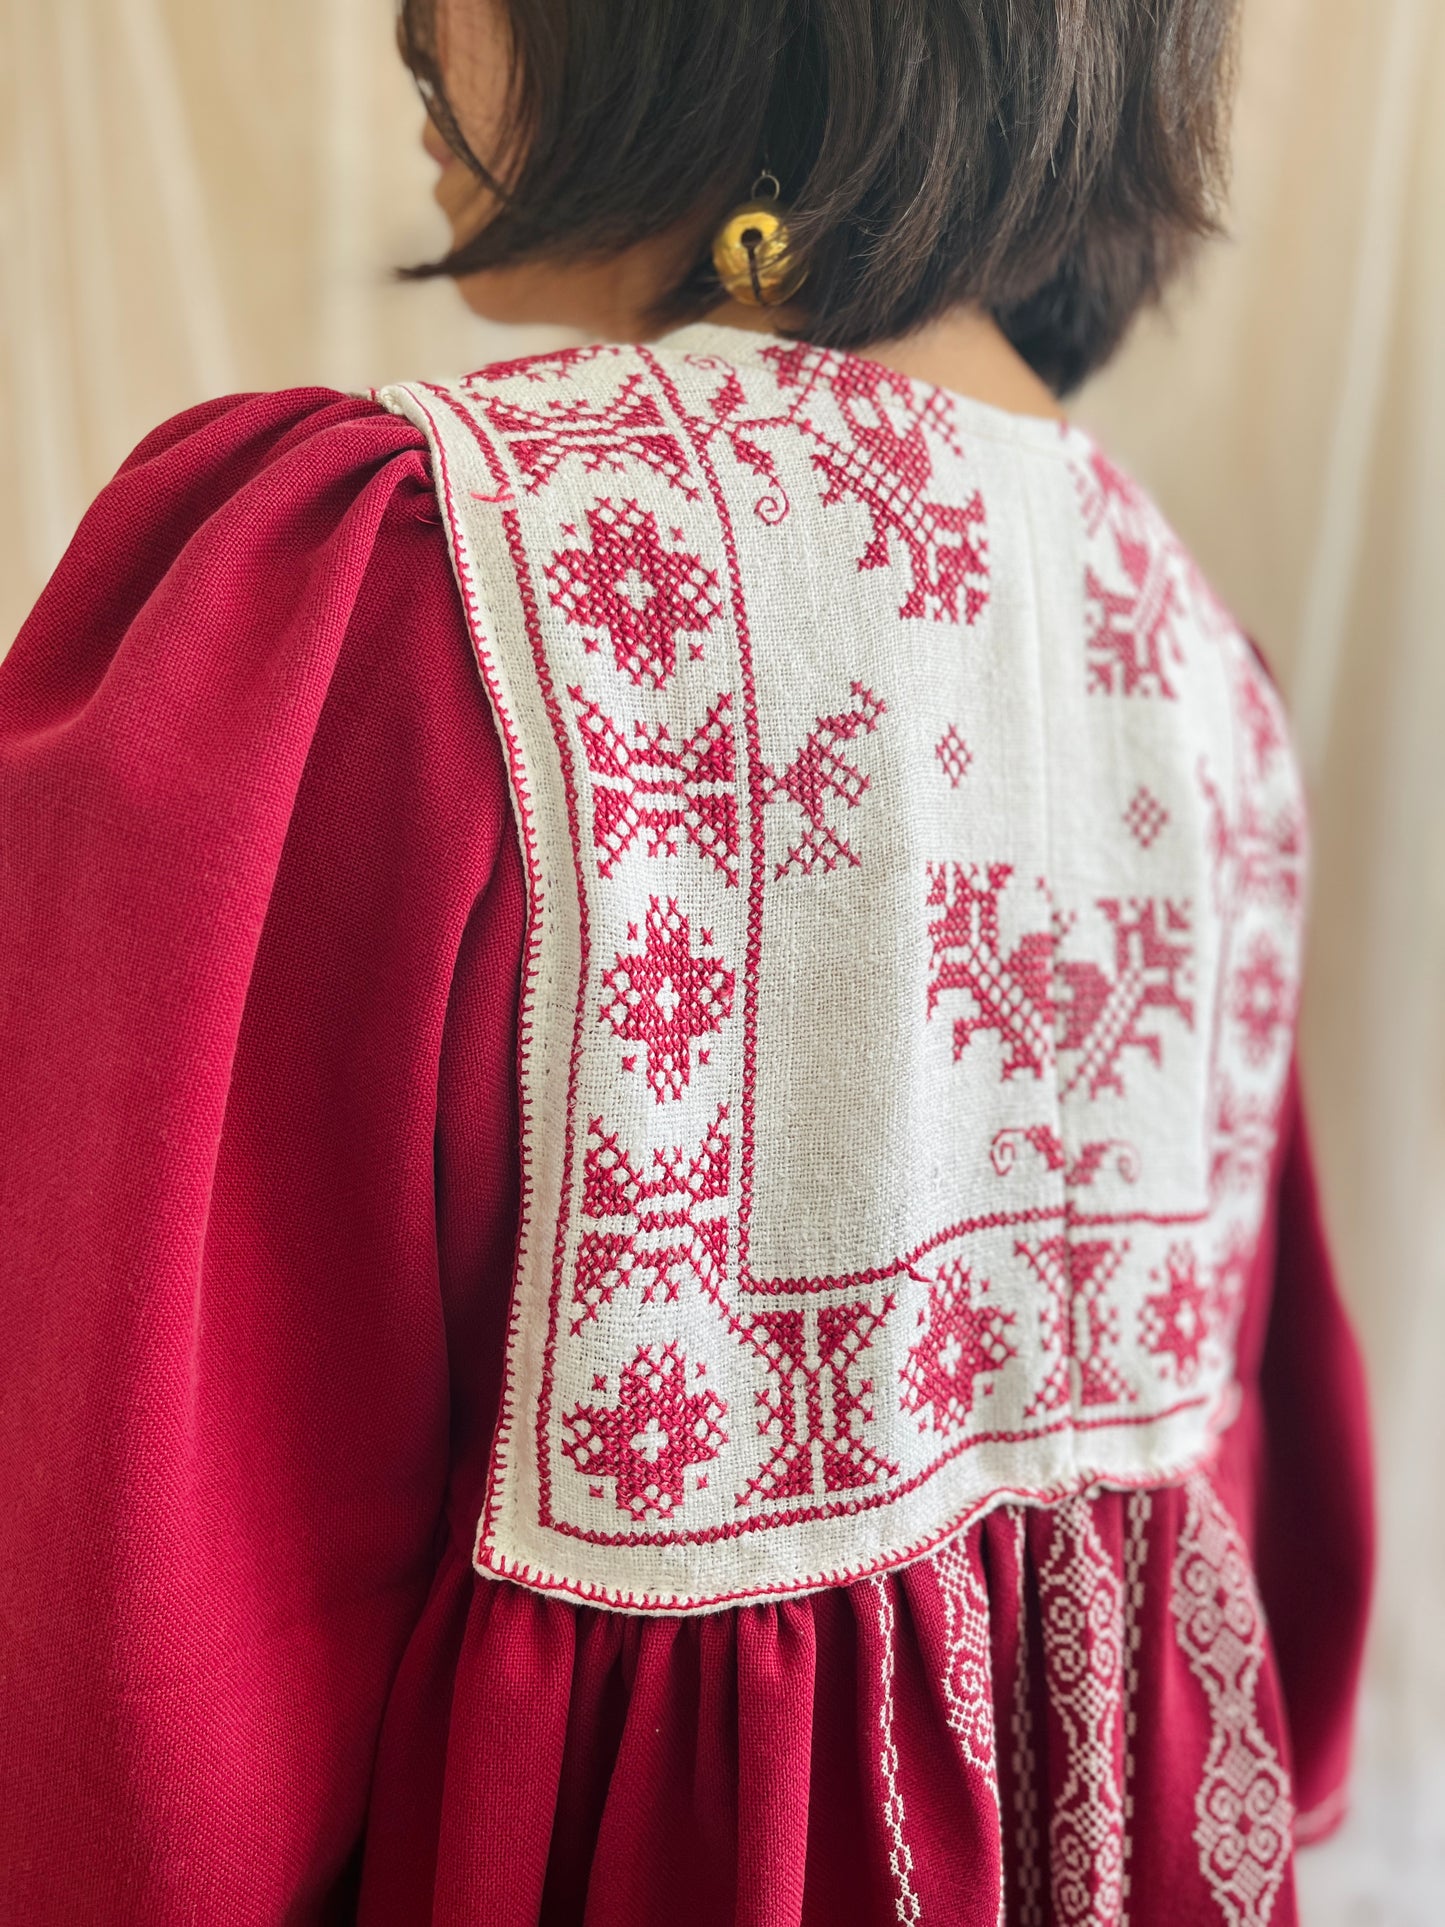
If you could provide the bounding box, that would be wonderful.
[1018,1237,1134,1416]
[480,368,698,498]
[572,687,739,881]
[1230,933,1293,1069]
[561,1342,727,1522]
[1038,1498,1127,1927]
[571,1105,730,1333]
[1123,784,1170,848]
[598,898,735,1102]
[737,1298,899,1508]
[1139,1243,1213,1386]
[1172,1475,1294,1926]
[1056,899,1194,1102]
[546,498,723,690]
[935,723,974,786]
[902,1262,1016,1434]
[760,681,886,878]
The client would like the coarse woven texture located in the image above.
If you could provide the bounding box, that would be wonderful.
[378,324,1308,1612]
[0,387,1372,1923]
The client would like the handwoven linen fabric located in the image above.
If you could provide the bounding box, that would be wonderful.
[0,374,1372,1924]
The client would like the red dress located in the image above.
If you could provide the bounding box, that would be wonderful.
[0,387,1373,1924]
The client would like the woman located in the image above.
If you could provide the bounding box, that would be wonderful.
[0,2,1372,1921]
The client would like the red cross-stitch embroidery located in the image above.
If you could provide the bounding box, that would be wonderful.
[481,369,698,498]
[546,500,723,690]
[571,687,738,881]
[1075,450,1183,701]
[990,1125,1141,1191]
[1018,1236,1135,1416]
[760,682,886,878]
[562,1342,727,1522]
[571,1106,730,1332]
[1056,899,1194,1100]
[1210,1078,1276,1201]
[765,343,990,624]
[1139,1244,1213,1386]
[901,1261,1016,1434]
[737,1298,899,1507]
[1122,785,1169,849]
[935,724,974,787]
[598,898,735,1101]
[1230,933,1292,1068]
[925,863,1056,1078]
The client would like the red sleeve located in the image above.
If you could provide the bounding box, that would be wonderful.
[1216,1061,1376,1844]
[0,391,515,1919]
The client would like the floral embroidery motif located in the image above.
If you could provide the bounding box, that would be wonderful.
[1172,1475,1294,1925]
[572,687,739,881]
[599,898,735,1101]
[902,1262,1016,1434]
[1139,1243,1213,1385]
[1230,934,1293,1068]
[562,1342,727,1522]
[767,342,991,624]
[571,1106,730,1332]
[546,499,723,689]
[760,681,886,878]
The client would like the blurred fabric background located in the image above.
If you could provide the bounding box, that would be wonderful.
[2,0,1441,1914]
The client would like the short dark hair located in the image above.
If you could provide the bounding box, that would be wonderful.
[399,0,1240,394]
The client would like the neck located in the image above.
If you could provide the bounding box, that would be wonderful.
[693,298,1066,423]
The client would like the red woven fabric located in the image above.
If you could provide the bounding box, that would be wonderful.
[0,391,1373,1924]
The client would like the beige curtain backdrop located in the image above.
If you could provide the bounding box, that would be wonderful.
[2,0,1442,1911]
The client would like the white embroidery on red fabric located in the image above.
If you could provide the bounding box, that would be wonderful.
[934,1535,998,1781]
[935,724,974,787]
[1119,1491,1152,1926]
[1122,784,1170,849]
[1171,1474,1293,1926]
[598,898,735,1102]
[1039,1497,1127,1926]
[872,1579,925,1924]
[1019,1237,1135,1415]
[1009,1512,1046,1927]
[571,1106,730,1331]
[760,681,887,878]
[562,1342,728,1521]
[571,687,739,881]
[902,1262,1016,1435]
[545,499,723,689]
[766,341,991,624]
[736,1298,900,1507]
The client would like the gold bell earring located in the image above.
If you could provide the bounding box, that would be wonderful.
[711,172,807,309]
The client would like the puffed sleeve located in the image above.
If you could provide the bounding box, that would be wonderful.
[0,390,515,1919]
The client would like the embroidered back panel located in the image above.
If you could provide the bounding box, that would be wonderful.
[379,322,1305,1613]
